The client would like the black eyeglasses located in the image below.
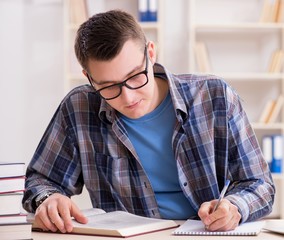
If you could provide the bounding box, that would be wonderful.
[86,46,149,100]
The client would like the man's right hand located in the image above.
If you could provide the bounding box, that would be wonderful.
[34,193,88,233]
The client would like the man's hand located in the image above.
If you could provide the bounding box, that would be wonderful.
[34,193,88,233]
[198,199,241,231]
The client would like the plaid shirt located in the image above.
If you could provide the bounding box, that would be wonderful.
[23,63,275,222]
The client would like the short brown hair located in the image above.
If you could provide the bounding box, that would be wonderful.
[74,10,147,71]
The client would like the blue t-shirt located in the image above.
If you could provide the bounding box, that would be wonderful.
[120,93,196,219]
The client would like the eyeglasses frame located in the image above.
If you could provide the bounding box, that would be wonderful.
[86,46,149,100]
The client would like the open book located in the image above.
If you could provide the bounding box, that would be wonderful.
[172,219,265,236]
[28,208,178,238]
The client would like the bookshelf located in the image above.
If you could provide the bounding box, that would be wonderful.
[188,0,284,219]
[63,0,164,93]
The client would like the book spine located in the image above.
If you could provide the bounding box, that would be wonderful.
[138,0,148,22]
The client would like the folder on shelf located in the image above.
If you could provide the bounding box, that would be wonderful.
[262,135,273,169]
[262,135,283,173]
[271,135,283,173]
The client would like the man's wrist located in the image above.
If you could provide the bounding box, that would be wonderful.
[33,191,54,210]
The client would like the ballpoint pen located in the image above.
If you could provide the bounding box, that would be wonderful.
[212,179,230,212]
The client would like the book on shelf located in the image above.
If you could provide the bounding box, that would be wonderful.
[268,49,284,73]
[259,0,281,22]
[0,192,24,215]
[276,0,284,22]
[267,95,284,123]
[0,222,32,240]
[0,162,25,178]
[258,95,284,123]
[69,0,88,25]
[172,219,264,236]
[28,208,178,238]
[0,176,25,194]
[271,0,281,22]
[194,42,211,73]
[258,99,276,123]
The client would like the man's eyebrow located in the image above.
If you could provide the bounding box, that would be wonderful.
[91,64,143,86]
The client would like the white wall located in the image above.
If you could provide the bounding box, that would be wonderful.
[0,0,64,165]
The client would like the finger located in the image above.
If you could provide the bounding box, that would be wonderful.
[36,205,58,232]
[57,202,73,233]
[47,203,66,233]
[208,214,233,231]
[207,200,241,231]
[210,214,239,231]
[70,202,88,225]
[198,200,217,221]
[204,199,230,227]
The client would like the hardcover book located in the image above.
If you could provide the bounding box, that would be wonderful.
[28,208,178,238]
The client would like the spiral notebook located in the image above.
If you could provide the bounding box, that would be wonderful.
[172,219,265,236]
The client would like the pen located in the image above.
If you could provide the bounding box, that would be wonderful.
[212,179,230,212]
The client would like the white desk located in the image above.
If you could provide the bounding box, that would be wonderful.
[32,228,284,240]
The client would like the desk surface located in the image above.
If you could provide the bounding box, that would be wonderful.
[32,228,284,240]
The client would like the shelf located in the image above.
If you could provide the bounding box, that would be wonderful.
[139,21,161,29]
[195,23,284,31]
[192,72,284,81]
[272,173,284,180]
[252,123,284,130]
[68,21,161,31]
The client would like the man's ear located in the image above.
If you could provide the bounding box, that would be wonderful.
[82,69,88,77]
[147,41,157,65]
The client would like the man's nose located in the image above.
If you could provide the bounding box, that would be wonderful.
[119,85,136,102]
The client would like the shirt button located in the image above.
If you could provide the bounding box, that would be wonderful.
[183,182,187,186]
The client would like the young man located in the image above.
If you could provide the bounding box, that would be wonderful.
[23,10,275,233]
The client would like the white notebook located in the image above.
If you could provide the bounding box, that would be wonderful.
[172,219,264,236]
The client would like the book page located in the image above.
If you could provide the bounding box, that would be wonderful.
[73,211,175,230]
[172,219,265,236]
[81,208,106,217]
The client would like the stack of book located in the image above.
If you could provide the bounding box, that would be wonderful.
[0,162,32,240]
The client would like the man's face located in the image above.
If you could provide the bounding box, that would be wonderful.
[86,40,161,119]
